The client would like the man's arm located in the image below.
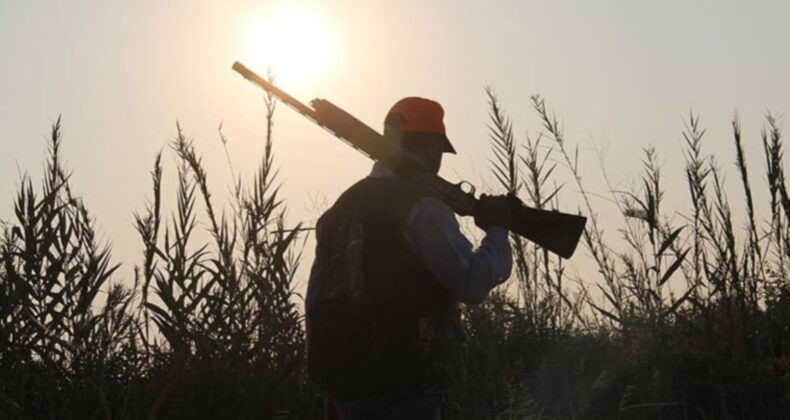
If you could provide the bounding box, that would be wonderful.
[404,197,513,304]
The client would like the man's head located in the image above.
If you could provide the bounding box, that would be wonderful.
[383,97,455,174]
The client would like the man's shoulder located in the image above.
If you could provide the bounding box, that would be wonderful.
[322,178,373,212]
[333,177,427,208]
[317,177,390,223]
[409,196,454,220]
[319,177,437,232]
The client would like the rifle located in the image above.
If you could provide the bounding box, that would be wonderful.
[232,62,587,258]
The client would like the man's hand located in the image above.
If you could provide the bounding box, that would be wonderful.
[474,194,512,230]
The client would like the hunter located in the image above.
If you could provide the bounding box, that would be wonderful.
[305,97,514,419]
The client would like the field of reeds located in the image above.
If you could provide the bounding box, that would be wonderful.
[2,88,789,419]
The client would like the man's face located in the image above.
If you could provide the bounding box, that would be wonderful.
[399,132,444,174]
[422,139,443,174]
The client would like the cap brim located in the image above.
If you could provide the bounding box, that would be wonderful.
[441,135,456,154]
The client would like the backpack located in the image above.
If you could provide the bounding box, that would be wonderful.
[305,178,463,396]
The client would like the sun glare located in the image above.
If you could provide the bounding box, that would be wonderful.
[240,6,334,90]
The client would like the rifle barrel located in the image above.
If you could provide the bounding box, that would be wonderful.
[232,62,318,120]
[232,61,587,259]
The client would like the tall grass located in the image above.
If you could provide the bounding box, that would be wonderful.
[1,87,312,418]
[1,118,135,418]
[2,92,789,419]
[465,93,790,419]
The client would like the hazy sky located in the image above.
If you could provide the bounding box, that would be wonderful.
[2,0,789,289]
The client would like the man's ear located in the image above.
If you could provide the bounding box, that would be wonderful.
[384,112,405,130]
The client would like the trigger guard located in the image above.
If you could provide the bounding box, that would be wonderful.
[458,181,476,196]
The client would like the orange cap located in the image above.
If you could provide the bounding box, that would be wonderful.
[384,97,456,154]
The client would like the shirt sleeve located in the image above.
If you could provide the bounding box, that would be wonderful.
[403,196,513,304]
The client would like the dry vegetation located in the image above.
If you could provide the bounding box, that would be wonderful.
[2,90,789,419]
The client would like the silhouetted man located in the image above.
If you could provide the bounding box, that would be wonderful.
[306,97,513,420]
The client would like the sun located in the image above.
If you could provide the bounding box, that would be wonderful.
[239,6,335,90]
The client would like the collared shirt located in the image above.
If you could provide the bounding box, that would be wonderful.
[307,162,512,307]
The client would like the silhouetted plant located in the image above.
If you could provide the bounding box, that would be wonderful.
[3,89,790,420]
[135,87,307,418]
[468,94,790,419]
[0,87,310,418]
[0,118,137,419]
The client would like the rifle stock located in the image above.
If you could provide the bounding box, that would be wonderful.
[507,196,586,259]
[232,61,587,258]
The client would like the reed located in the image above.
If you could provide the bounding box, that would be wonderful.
[2,93,789,419]
[468,95,790,419]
